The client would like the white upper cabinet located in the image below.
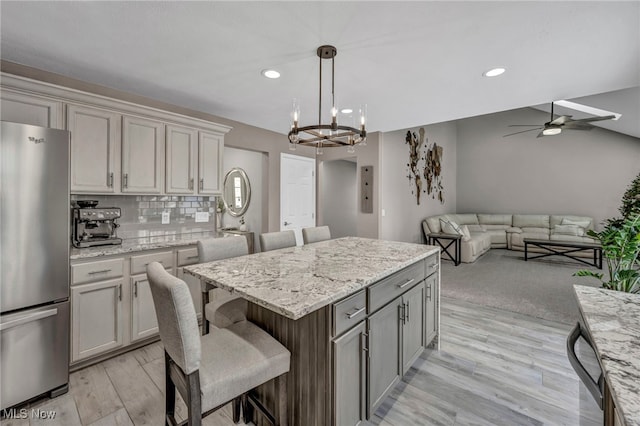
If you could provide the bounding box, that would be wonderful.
[68,104,121,193]
[166,124,197,194]
[122,116,165,194]
[198,130,224,195]
[1,90,63,129]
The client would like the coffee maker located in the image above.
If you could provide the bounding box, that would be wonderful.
[72,200,122,248]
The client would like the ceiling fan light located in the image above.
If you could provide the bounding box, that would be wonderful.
[543,128,562,136]
[483,67,506,77]
[261,69,281,79]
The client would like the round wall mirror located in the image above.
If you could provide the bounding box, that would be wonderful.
[222,168,251,217]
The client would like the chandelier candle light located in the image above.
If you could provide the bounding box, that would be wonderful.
[288,45,367,154]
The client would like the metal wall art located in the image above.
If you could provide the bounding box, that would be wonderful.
[405,128,444,205]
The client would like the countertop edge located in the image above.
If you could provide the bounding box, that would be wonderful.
[573,285,640,426]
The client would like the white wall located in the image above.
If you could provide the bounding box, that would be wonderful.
[316,132,381,239]
[320,159,357,238]
[456,108,640,228]
[223,147,267,249]
[380,122,457,243]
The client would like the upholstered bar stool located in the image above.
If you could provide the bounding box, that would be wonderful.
[197,237,249,336]
[302,226,331,244]
[146,262,290,426]
[259,230,296,252]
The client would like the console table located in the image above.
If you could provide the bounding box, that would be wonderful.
[524,238,602,269]
[185,237,440,426]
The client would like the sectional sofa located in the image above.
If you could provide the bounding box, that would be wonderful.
[422,213,597,263]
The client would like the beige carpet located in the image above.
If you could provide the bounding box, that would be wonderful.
[440,249,602,324]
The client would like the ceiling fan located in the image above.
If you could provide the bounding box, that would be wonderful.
[503,101,616,138]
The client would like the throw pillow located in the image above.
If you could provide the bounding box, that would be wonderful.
[553,224,584,236]
[440,218,463,236]
[459,225,472,242]
[561,218,591,229]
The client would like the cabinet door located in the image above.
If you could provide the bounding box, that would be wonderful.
[130,273,163,342]
[367,297,401,417]
[198,131,223,195]
[71,279,124,362]
[1,90,63,129]
[402,282,425,375]
[68,104,121,193]
[334,321,366,426]
[425,274,438,345]
[176,267,202,318]
[166,125,197,194]
[122,116,165,193]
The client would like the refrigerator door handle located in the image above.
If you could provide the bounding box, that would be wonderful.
[0,308,58,331]
[567,322,604,410]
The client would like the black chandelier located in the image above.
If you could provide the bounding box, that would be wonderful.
[288,45,367,154]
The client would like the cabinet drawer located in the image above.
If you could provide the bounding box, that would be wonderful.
[368,260,425,313]
[72,258,124,285]
[333,290,366,337]
[177,247,199,266]
[425,254,439,277]
[130,251,173,274]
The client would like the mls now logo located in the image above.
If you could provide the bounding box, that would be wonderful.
[2,408,56,420]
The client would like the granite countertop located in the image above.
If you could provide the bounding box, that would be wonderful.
[185,236,439,320]
[574,285,640,426]
[70,230,223,260]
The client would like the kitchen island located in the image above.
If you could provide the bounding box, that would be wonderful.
[574,285,640,426]
[185,237,440,426]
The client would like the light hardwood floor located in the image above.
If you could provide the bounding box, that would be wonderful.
[1,297,596,426]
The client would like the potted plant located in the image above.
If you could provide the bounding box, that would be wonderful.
[574,213,639,293]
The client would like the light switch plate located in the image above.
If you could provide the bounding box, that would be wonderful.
[161,211,170,224]
[195,212,210,223]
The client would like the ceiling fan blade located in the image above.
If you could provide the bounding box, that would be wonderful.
[508,124,543,127]
[549,115,572,125]
[503,127,543,137]
[569,114,616,124]
[536,131,547,138]
[563,122,594,131]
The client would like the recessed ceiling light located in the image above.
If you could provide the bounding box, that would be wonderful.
[483,67,506,77]
[340,108,353,114]
[261,69,281,79]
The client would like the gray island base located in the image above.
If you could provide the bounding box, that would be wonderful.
[185,237,441,426]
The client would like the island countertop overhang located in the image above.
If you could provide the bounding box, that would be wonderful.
[184,237,440,320]
[574,285,640,426]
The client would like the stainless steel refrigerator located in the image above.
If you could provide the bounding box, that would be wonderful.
[1,121,70,409]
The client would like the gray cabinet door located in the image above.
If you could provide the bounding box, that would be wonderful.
[402,282,425,375]
[334,321,366,426]
[367,297,401,417]
[425,274,438,345]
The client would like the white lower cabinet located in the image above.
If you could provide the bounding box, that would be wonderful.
[71,278,124,363]
[130,273,163,342]
[70,246,202,366]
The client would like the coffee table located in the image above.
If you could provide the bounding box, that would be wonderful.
[524,238,602,269]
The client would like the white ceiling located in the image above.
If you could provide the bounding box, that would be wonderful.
[1,1,639,137]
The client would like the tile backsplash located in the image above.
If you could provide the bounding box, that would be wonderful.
[71,194,219,237]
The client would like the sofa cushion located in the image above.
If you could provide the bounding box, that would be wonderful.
[466,224,486,233]
[549,234,597,243]
[513,214,550,228]
[460,232,491,262]
[552,224,585,237]
[478,214,513,226]
[460,225,472,242]
[452,214,479,225]
[550,215,593,229]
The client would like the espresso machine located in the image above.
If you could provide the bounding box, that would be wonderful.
[72,200,122,248]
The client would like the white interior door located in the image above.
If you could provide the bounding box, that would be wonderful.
[281,153,316,245]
